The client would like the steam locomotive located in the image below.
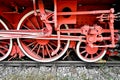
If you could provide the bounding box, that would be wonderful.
[0,0,120,62]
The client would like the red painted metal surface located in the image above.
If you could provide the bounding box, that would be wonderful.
[0,0,119,62]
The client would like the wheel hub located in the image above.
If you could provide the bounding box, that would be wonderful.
[86,44,98,54]
[36,40,49,45]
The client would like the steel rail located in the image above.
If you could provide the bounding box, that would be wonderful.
[0,61,120,67]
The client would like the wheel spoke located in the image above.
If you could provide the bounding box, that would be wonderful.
[0,50,5,56]
[26,18,37,29]
[91,54,93,59]
[80,47,86,49]
[85,53,88,58]
[31,43,38,52]
[42,46,45,58]
[45,45,51,58]
[48,43,54,51]
[37,45,41,55]
[22,24,31,30]
[49,42,57,47]
[80,50,86,54]
[0,40,9,44]
[27,41,36,47]
[0,46,8,51]
[96,52,99,55]
[35,16,41,29]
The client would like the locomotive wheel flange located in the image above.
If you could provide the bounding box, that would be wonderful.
[17,10,70,62]
[0,19,12,61]
[76,41,106,62]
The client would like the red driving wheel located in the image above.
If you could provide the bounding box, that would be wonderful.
[0,19,12,61]
[76,41,106,62]
[17,10,70,62]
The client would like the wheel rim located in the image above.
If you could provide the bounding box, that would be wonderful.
[17,10,70,62]
[76,42,106,62]
[0,19,12,61]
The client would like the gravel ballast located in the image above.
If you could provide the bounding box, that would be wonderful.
[0,66,120,80]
